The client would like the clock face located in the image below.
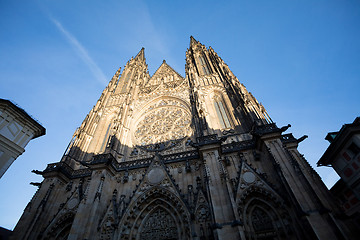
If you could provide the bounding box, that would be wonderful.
[134,105,192,150]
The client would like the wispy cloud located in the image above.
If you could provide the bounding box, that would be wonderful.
[50,17,107,85]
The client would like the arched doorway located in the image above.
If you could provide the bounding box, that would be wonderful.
[250,205,278,240]
[239,189,293,240]
[118,187,191,240]
[43,212,75,240]
[54,223,72,240]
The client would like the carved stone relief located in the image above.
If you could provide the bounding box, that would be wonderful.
[134,105,192,148]
[140,207,178,240]
[119,187,191,240]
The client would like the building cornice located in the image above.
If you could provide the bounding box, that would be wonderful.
[318,117,360,166]
[0,99,46,139]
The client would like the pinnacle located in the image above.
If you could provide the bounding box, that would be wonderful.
[190,36,198,47]
[134,47,145,62]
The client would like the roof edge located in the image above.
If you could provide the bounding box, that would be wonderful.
[0,99,46,139]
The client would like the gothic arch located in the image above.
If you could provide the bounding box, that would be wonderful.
[138,205,180,240]
[238,188,292,240]
[202,85,227,97]
[196,53,211,75]
[118,187,191,240]
[42,212,75,240]
[205,88,235,130]
[132,96,191,122]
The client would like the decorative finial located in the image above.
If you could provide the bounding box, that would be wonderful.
[190,35,198,46]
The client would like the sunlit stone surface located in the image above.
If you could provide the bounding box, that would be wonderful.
[11,38,355,240]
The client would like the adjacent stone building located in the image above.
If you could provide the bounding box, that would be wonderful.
[318,117,360,234]
[12,37,353,239]
[0,99,45,178]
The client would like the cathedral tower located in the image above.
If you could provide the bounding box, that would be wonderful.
[12,37,352,240]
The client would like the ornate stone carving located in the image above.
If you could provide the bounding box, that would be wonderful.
[195,205,210,223]
[140,207,178,240]
[43,212,75,240]
[119,187,191,240]
[134,105,192,150]
[251,207,274,232]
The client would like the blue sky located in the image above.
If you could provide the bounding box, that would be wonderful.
[0,0,359,230]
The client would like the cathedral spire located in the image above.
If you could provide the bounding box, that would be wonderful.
[190,35,198,47]
[189,35,205,50]
[134,47,145,62]
[113,48,148,95]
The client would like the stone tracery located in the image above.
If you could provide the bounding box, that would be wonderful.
[119,187,191,240]
[134,102,192,147]
[239,191,292,240]
[140,207,178,240]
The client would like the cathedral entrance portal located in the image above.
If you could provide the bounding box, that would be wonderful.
[120,187,191,240]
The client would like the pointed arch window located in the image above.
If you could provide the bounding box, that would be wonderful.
[100,123,111,152]
[121,72,132,93]
[198,55,210,75]
[213,96,232,129]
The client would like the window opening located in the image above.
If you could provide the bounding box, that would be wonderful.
[121,72,131,93]
[214,98,231,129]
[100,123,111,152]
[198,56,210,75]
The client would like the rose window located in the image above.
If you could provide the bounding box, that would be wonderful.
[134,106,192,146]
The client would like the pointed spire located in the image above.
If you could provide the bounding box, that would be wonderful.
[190,36,198,47]
[134,47,145,62]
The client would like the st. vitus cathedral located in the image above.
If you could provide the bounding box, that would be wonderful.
[12,37,353,240]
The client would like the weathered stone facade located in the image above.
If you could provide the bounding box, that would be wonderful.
[12,37,353,239]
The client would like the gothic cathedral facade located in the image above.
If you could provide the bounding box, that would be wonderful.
[12,37,352,240]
